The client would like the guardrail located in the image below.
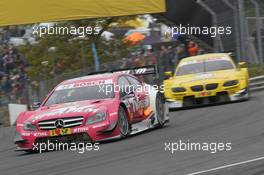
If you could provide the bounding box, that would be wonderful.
[250,75,264,92]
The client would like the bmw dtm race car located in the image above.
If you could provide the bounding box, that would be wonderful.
[163,53,249,108]
[14,66,169,151]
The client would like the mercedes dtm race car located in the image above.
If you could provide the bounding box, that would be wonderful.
[14,66,169,151]
[163,53,249,108]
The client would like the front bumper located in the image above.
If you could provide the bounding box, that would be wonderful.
[167,88,249,109]
[230,88,249,101]
[14,121,119,150]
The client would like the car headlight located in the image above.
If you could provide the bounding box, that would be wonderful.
[23,121,37,131]
[171,87,186,93]
[223,80,239,87]
[86,112,106,125]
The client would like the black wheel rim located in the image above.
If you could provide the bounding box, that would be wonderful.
[156,95,165,124]
[118,109,128,136]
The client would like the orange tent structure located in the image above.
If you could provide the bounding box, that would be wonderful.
[124,32,146,46]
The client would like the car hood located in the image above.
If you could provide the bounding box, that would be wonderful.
[26,99,112,123]
[166,70,239,87]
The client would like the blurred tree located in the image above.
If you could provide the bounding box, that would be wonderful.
[18,16,139,80]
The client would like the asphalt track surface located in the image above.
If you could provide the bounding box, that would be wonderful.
[0,91,264,175]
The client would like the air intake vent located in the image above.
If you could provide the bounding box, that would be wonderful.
[191,85,204,92]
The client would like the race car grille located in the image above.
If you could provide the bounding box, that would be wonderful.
[183,92,229,107]
[35,133,90,144]
[191,85,204,92]
[38,116,84,130]
[205,83,218,90]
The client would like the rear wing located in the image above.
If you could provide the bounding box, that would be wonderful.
[112,65,158,76]
[88,65,158,76]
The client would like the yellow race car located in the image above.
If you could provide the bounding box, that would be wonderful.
[163,53,249,108]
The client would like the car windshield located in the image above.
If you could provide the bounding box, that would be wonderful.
[44,84,114,106]
[176,59,234,76]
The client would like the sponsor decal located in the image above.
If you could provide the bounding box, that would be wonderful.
[55,79,113,91]
[193,73,213,80]
[33,132,48,137]
[109,112,118,116]
[21,132,31,136]
[179,57,229,66]
[205,56,230,61]
[73,127,89,133]
[180,60,199,66]
[126,97,149,113]
[117,70,131,74]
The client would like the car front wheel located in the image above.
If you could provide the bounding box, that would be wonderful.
[118,107,129,137]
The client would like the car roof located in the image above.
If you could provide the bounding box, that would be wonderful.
[180,53,231,63]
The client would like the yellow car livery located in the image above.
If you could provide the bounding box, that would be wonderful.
[163,53,249,108]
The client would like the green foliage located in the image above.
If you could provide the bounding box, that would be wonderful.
[18,16,137,80]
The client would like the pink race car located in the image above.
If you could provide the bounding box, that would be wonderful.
[14,66,169,151]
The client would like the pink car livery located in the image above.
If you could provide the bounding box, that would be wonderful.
[14,66,169,151]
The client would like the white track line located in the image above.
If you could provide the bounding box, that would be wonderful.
[187,156,264,175]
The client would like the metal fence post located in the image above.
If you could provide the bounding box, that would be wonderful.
[238,0,248,61]
[196,0,223,52]
[249,0,263,64]
[222,0,241,60]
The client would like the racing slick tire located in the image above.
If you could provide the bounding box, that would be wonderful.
[118,106,129,137]
[156,93,165,127]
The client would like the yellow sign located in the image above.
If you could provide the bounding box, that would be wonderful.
[0,0,165,26]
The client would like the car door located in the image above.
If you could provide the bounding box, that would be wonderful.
[125,75,149,120]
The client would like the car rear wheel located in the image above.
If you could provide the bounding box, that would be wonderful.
[156,93,165,127]
[118,107,129,137]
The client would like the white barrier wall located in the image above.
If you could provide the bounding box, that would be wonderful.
[8,104,27,126]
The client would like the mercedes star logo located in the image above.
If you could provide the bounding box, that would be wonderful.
[55,119,64,128]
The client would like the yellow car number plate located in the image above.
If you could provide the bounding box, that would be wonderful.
[50,128,71,137]
[198,91,212,97]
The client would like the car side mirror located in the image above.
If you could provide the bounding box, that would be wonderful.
[32,102,41,110]
[127,91,135,97]
[164,71,173,77]
[238,62,246,69]
[228,52,236,57]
